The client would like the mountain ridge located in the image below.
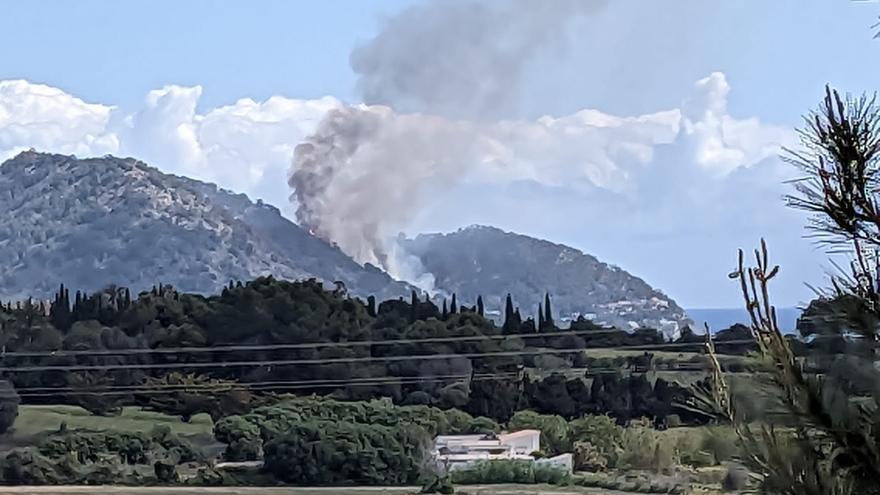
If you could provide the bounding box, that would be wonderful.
[0,150,412,301]
[401,225,691,338]
[0,151,691,338]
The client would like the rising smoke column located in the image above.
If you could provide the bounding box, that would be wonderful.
[289,0,606,278]
[289,105,485,271]
[350,0,606,120]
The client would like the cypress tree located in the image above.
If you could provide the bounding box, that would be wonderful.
[538,304,545,331]
[450,293,458,314]
[544,293,555,330]
[367,295,377,317]
[410,290,419,321]
[503,294,515,333]
[442,299,448,319]
[477,296,484,317]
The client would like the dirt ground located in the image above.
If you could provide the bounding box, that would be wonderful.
[0,485,647,495]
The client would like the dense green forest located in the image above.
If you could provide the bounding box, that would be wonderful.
[0,276,771,427]
[0,276,855,489]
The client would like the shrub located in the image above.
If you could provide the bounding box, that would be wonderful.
[449,460,570,485]
[722,464,750,492]
[573,441,608,472]
[37,429,201,466]
[530,449,548,459]
[0,381,19,434]
[574,471,685,494]
[225,438,261,461]
[569,415,623,467]
[700,427,739,465]
[618,421,676,473]
[421,474,455,494]
[467,416,499,434]
[262,421,428,485]
[0,449,65,485]
[509,410,570,455]
[214,415,260,444]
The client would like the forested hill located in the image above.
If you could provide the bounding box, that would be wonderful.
[0,151,412,301]
[0,277,739,425]
[402,226,691,339]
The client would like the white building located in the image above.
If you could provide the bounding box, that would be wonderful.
[432,429,571,473]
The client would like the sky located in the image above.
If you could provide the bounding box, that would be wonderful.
[0,0,878,309]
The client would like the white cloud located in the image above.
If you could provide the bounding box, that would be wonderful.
[0,74,814,306]
[0,80,118,162]
[0,74,788,211]
[119,85,205,176]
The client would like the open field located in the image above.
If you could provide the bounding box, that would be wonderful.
[0,405,215,449]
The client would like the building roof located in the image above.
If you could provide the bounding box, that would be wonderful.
[498,429,541,441]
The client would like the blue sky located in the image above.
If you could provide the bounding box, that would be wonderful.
[0,0,878,309]
[0,0,414,111]
[3,0,876,122]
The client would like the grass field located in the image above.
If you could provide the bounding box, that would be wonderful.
[1,405,215,449]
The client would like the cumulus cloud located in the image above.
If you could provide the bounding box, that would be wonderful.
[118,85,206,177]
[0,80,118,162]
[0,79,340,214]
[0,74,806,304]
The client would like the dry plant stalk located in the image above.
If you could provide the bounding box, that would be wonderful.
[704,239,880,494]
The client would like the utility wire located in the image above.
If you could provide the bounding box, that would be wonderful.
[0,339,755,373]
[6,372,523,399]
[7,372,514,393]
[0,327,693,358]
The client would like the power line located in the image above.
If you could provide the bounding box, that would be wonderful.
[6,372,524,399]
[7,372,512,393]
[0,327,674,358]
[0,339,754,373]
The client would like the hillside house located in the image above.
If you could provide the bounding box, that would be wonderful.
[432,429,572,472]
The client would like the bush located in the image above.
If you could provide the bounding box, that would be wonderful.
[509,410,570,455]
[574,472,685,494]
[225,438,261,461]
[569,415,623,468]
[467,416,499,434]
[217,398,491,461]
[262,421,428,485]
[722,464,750,492]
[665,415,682,428]
[529,449,548,459]
[449,460,570,485]
[421,474,455,494]
[214,415,262,460]
[700,427,739,465]
[37,428,201,466]
[573,441,608,472]
[0,447,151,486]
[0,381,19,434]
[618,420,676,473]
[0,449,66,485]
